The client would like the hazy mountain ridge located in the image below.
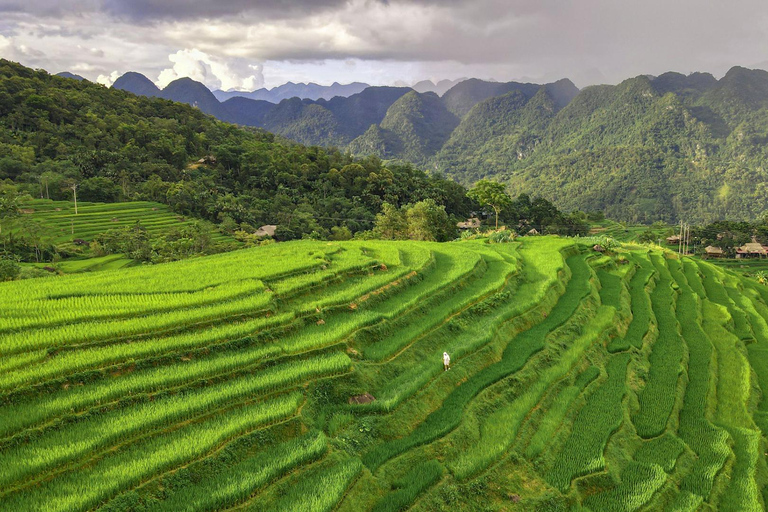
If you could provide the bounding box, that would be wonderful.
[113,72,161,97]
[55,71,86,81]
[212,81,371,103]
[411,78,467,96]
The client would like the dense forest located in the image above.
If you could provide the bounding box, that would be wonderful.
[118,64,768,224]
[434,69,768,224]
[0,59,471,241]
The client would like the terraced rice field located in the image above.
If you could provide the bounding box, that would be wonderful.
[3,237,768,511]
[19,199,233,244]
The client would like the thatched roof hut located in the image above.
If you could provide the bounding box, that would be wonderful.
[255,225,277,237]
[704,246,724,258]
[736,242,768,258]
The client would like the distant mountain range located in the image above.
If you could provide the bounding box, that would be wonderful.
[76,66,768,223]
[212,82,371,103]
[108,70,573,154]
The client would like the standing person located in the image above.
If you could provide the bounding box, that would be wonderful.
[443,352,451,371]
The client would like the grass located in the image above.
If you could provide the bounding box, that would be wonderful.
[142,431,328,512]
[4,237,768,511]
[545,353,631,491]
[607,252,654,352]
[667,258,731,501]
[0,354,348,487]
[19,199,227,244]
[371,459,445,512]
[631,254,684,438]
[362,251,590,472]
[583,461,667,512]
[0,393,303,511]
[525,366,600,459]
[451,306,616,479]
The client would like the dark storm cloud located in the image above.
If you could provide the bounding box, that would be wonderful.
[1,0,461,21]
[0,0,101,16]
[1,0,768,88]
[101,0,348,21]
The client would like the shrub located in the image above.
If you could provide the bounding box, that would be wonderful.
[0,258,20,281]
[488,229,515,244]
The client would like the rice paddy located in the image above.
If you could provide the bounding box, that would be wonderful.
[3,235,768,511]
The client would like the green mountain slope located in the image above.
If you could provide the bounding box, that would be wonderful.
[437,68,768,223]
[54,58,768,224]
[349,91,460,166]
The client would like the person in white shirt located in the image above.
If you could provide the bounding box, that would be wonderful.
[443,352,451,371]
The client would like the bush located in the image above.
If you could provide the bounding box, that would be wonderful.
[0,259,20,281]
[18,266,52,279]
[488,229,515,244]
[576,235,620,251]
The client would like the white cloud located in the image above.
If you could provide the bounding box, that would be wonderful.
[97,70,120,86]
[0,35,12,53]
[156,49,264,91]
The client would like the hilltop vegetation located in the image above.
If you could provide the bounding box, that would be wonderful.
[2,236,768,510]
[0,59,471,246]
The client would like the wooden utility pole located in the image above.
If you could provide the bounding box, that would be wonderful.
[71,183,78,215]
[679,220,684,255]
[689,225,692,254]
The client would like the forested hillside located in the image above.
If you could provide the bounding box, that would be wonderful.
[0,59,470,244]
[106,65,768,224]
[436,68,768,224]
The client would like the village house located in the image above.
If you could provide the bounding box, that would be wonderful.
[255,225,277,237]
[735,242,768,258]
[704,246,724,259]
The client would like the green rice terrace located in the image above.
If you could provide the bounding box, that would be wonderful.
[3,236,768,511]
[18,199,232,245]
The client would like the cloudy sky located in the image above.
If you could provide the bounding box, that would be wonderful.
[1,0,768,91]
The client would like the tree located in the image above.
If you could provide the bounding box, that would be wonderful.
[405,199,453,241]
[0,184,20,238]
[467,179,512,229]
[373,202,407,240]
[79,177,121,203]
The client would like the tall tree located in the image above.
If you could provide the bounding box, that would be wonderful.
[0,184,19,237]
[467,179,512,229]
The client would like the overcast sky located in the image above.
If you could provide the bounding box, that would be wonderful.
[1,0,767,91]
